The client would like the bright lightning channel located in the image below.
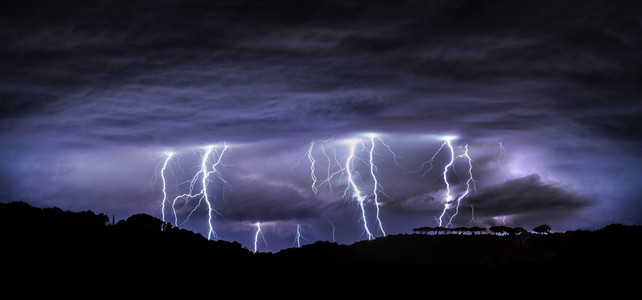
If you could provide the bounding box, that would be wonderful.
[328,220,336,242]
[160,152,174,225]
[421,136,476,227]
[305,134,400,240]
[169,144,229,240]
[203,144,229,240]
[497,138,506,168]
[308,141,319,195]
[293,224,306,248]
[253,222,267,253]
[306,138,343,193]
[437,136,456,227]
[408,138,448,179]
[368,134,386,237]
[447,144,475,227]
[345,139,375,240]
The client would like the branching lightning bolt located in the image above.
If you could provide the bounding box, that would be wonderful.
[308,141,319,195]
[160,152,174,225]
[302,134,400,240]
[497,138,506,169]
[447,144,476,227]
[408,139,448,179]
[345,139,375,240]
[437,136,456,227]
[163,144,229,240]
[293,224,306,248]
[306,138,343,193]
[368,134,386,237]
[202,144,229,240]
[415,136,476,228]
[253,222,267,253]
[328,220,336,242]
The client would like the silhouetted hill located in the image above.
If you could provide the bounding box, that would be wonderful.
[0,202,254,286]
[1,201,639,294]
[271,226,641,285]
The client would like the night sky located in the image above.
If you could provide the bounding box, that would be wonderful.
[1,0,641,252]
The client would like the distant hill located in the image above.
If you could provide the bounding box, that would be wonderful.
[1,201,639,293]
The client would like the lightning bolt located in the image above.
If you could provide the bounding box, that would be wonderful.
[497,138,506,169]
[293,224,306,248]
[320,140,335,191]
[408,138,449,179]
[447,144,476,227]
[345,139,375,240]
[305,138,343,193]
[301,134,400,240]
[308,141,319,195]
[160,152,174,225]
[415,136,476,227]
[199,145,217,240]
[437,136,456,227]
[202,144,229,240]
[368,134,386,237]
[167,144,229,240]
[253,222,267,253]
[328,220,336,242]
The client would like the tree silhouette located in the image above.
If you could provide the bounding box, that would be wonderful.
[533,224,551,234]
[115,213,166,232]
[468,226,486,235]
[512,227,528,236]
[489,225,510,235]
[452,227,468,235]
[412,226,432,234]
[411,226,451,235]
[434,227,448,235]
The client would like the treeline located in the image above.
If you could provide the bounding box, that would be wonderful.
[0,201,251,260]
[412,224,552,235]
[1,201,641,292]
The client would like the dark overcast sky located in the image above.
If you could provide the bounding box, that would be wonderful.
[1,0,641,252]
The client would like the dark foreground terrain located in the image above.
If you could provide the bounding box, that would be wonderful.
[1,201,639,295]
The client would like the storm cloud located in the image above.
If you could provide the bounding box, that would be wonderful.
[466,174,590,222]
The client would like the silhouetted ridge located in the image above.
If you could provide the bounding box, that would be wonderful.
[1,201,640,290]
[0,201,252,279]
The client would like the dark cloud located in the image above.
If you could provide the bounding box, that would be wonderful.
[218,175,326,223]
[2,0,640,147]
[467,174,591,217]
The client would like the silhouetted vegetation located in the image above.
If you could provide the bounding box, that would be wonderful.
[412,225,535,236]
[0,201,252,283]
[533,224,552,234]
[1,201,640,292]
